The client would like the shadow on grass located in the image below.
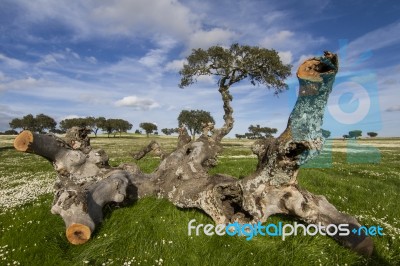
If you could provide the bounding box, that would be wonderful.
[364,249,391,266]
[0,146,14,151]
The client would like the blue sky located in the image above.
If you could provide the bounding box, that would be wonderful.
[0,0,399,137]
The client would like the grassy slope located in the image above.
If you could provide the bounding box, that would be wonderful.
[0,135,399,265]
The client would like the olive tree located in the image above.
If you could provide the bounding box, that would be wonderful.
[140,122,158,137]
[177,110,215,140]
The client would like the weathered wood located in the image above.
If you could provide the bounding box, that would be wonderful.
[132,140,166,160]
[14,52,373,256]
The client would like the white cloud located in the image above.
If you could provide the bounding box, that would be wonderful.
[13,0,198,44]
[37,53,65,67]
[278,51,293,65]
[262,11,288,25]
[344,22,400,56]
[105,57,142,74]
[260,30,326,53]
[0,77,47,92]
[115,96,160,110]
[37,49,84,67]
[59,114,82,121]
[260,31,294,49]
[0,54,26,69]
[165,59,187,72]
[139,49,167,68]
[196,75,216,85]
[65,48,80,60]
[187,28,236,51]
[85,56,97,64]
[89,0,197,39]
[14,1,99,38]
[139,36,178,68]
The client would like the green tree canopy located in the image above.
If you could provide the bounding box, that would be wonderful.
[178,43,291,140]
[35,114,57,133]
[321,129,331,139]
[349,130,362,139]
[59,118,87,131]
[140,122,158,137]
[9,114,56,133]
[59,116,106,136]
[248,124,277,139]
[367,132,378,138]
[179,43,291,92]
[114,119,133,136]
[235,124,277,139]
[9,117,24,131]
[161,128,178,135]
[178,110,215,140]
[99,118,132,138]
[0,129,18,135]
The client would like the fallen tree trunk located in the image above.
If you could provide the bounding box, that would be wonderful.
[14,51,373,256]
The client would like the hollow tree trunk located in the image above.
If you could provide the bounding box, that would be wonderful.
[13,52,373,256]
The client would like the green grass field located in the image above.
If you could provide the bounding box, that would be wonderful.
[0,135,399,265]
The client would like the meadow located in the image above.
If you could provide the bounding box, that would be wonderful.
[0,134,399,266]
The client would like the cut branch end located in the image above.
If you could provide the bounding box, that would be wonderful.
[297,52,338,82]
[13,130,33,152]
[66,223,91,245]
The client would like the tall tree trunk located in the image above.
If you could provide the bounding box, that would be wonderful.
[13,52,373,256]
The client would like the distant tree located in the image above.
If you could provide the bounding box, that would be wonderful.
[59,116,107,137]
[321,129,331,139]
[100,118,132,138]
[50,128,66,134]
[247,124,277,139]
[367,132,378,138]
[9,114,35,131]
[3,129,18,135]
[100,119,115,138]
[178,110,215,140]
[114,119,133,137]
[35,114,57,133]
[236,125,277,139]
[59,118,88,131]
[343,134,350,140]
[92,117,106,137]
[161,128,178,135]
[140,122,158,137]
[348,130,362,139]
[9,114,56,133]
[134,129,142,134]
[235,134,245,139]
[9,118,23,131]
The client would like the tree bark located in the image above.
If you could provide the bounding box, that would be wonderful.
[13,52,373,256]
[132,140,167,160]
